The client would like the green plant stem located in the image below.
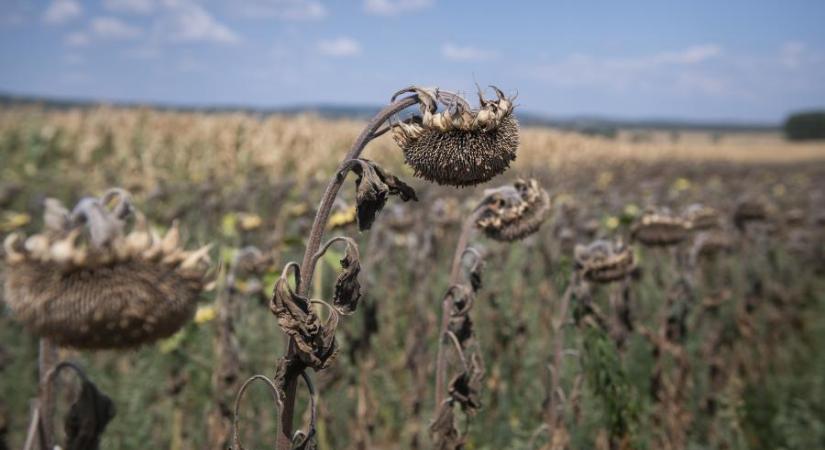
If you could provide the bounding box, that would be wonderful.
[276,95,419,450]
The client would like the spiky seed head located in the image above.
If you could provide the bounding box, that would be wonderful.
[475,178,551,241]
[574,239,635,284]
[3,190,211,350]
[392,86,519,187]
[631,207,689,247]
[682,203,720,231]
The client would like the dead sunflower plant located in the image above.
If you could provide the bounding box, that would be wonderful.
[232,85,521,449]
[431,178,550,449]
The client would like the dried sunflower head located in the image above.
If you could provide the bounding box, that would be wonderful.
[574,239,635,284]
[3,189,211,350]
[631,207,689,247]
[733,194,769,230]
[682,203,720,231]
[475,178,551,241]
[392,86,518,187]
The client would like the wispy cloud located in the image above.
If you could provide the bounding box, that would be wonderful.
[236,0,327,20]
[364,0,433,16]
[91,17,142,39]
[64,31,90,46]
[103,0,156,15]
[318,37,361,57]
[159,0,241,44]
[531,44,725,92]
[43,0,82,24]
[441,43,497,62]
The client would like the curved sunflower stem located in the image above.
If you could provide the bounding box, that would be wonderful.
[434,209,483,409]
[276,94,419,450]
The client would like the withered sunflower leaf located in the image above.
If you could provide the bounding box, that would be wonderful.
[332,242,361,315]
[372,163,418,202]
[270,276,329,369]
[64,378,116,450]
[353,162,389,231]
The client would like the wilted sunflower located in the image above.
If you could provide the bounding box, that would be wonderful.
[631,207,689,247]
[733,194,769,230]
[392,86,519,187]
[475,178,551,241]
[682,203,721,231]
[574,239,635,284]
[3,189,211,350]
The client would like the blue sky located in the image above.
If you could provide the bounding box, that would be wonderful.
[1,0,824,121]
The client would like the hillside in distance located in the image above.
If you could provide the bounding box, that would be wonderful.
[0,92,778,133]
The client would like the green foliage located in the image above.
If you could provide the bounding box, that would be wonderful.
[783,111,825,141]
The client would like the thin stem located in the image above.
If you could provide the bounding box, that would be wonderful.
[298,96,418,292]
[546,273,576,435]
[276,94,419,450]
[435,210,483,408]
[37,338,57,450]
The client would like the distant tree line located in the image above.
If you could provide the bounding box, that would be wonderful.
[784,111,825,141]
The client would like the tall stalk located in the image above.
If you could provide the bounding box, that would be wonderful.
[276,95,419,449]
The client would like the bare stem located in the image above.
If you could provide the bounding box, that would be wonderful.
[546,274,576,436]
[37,338,57,450]
[434,210,482,408]
[276,95,419,450]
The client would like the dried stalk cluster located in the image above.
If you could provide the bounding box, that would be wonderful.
[3,189,211,349]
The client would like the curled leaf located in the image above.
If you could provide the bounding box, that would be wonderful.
[65,377,116,450]
[332,239,361,315]
[448,352,485,414]
[429,401,463,450]
[269,264,337,370]
[350,159,417,231]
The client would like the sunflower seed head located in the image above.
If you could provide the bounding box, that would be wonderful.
[3,188,211,349]
[631,207,689,247]
[574,239,635,284]
[475,178,551,241]
[682,203,721,231]
[392,86,519,187]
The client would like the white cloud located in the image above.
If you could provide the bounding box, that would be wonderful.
[364,0,433,16]
[237,0,327,20]
[531,44,724,91]
[91,17,142,39]
[43,0,82,24]
[159,1,241,44]
[780,42,806,69]
[441,43,497,62]
[103,0,156,15]
[64,31,90,46]
[318,37,361,57]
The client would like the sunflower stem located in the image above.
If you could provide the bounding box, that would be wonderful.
[275,95,419,450]
[434,209,482,409]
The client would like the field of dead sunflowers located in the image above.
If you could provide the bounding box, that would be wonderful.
[1,92,825,450]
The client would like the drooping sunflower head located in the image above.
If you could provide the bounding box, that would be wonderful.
[3,188,211,350]
[574,239,635,284]
[392,86,519,187]
[475,178,551,241]
[682,203,721,231]
[631,207,689,247]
